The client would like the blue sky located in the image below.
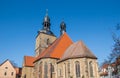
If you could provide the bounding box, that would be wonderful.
[0,0,120,67]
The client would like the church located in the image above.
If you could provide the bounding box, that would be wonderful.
[21,12,100,78]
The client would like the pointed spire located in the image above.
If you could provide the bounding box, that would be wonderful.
[39,10,55,36]
[60,20,66,35]
[42,9,51,31]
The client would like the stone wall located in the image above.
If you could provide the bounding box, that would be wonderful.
[57,58,100,78]
[35,33,56,57]
[21,67,34,78]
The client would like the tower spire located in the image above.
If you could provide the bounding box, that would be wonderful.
[39,10,55,36]
[42,9,51,31]
[60,20,66,35]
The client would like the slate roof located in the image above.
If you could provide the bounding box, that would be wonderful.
[24,56,35,67]
[60,41,97,62]
[35,32,73,62]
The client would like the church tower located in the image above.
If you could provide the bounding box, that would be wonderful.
[35,11,57,57]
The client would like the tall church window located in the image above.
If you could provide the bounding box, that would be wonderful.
[50,63,54,72]
[68,62,70,77]
[89,61,93,77]
[50,63,54,78]
[44,62,48,78]
[75,61,80,78]
[39,62,42,78]
[59,69,62,76]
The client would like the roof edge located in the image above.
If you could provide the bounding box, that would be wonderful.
[34,57,59,63]
[58,56,97,63]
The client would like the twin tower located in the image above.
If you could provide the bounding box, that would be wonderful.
[35,12,66,57]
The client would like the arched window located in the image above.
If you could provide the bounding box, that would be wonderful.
[75,61,80,78]
[89,61,93,77]
[44,62,48,78]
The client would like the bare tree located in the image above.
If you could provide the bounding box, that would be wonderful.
[110,24,120,62]
[102,24,120,65]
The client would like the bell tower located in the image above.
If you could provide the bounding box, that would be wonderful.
[35,11,57,57]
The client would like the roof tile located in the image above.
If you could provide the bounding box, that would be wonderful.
[24,56,35,67]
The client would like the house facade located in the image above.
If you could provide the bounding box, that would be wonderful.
[0,59,21,78]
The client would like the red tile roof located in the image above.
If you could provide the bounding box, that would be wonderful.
[24,56,35,67]
[35,33,73,62]
[59,41,97,62]
[102,64,109,69]
[100,63,117,76]
[102,63,116,69]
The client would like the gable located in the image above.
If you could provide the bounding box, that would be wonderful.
[0,60,15,72]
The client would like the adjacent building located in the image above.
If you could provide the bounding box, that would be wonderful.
[21,56,35,78]
[100,57,120,78]
[0,59,22,78]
